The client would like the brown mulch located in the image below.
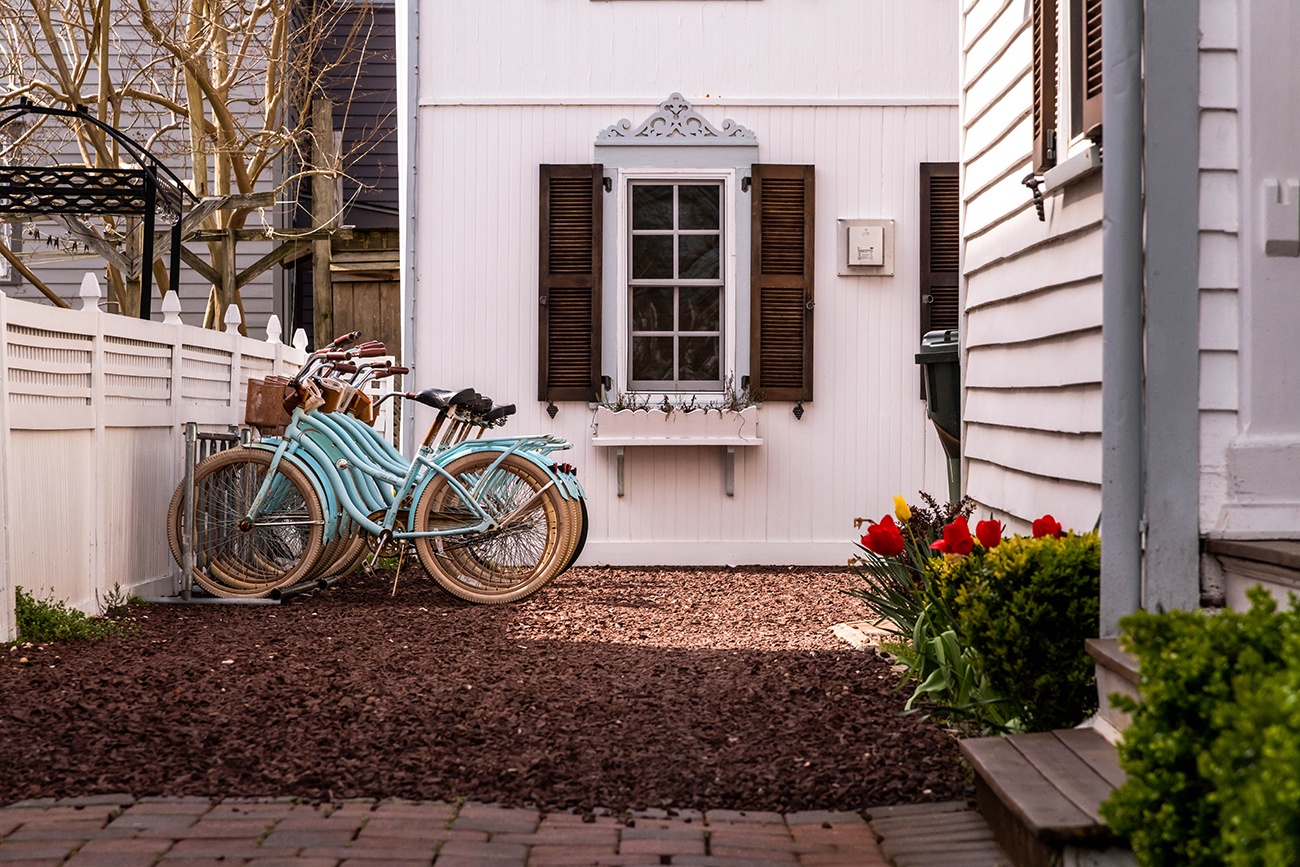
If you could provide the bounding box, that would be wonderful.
[0,567,969,812]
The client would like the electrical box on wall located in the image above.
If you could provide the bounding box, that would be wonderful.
[837,219,895,276]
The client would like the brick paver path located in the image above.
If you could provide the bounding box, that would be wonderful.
[0,795,889,867]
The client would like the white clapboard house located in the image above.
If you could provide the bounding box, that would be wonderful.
[399,0,962,565]
[957,0,1300,629]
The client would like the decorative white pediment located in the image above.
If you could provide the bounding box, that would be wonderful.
[597,93,756,146]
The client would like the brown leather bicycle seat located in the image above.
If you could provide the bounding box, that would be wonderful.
[407,386,478,410]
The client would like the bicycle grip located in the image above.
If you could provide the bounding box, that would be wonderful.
[332,362,358,374]
[357,345,388,358]
[387,366,410,375]
[326,330,361,349]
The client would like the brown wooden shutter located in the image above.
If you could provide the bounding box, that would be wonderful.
[538,164,602,402]
[750,164,814,403]
[920,162,960,338]
[1078,0,1102,135]
[1032,0,1059,171]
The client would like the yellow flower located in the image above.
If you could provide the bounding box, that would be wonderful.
[893,495,912,522]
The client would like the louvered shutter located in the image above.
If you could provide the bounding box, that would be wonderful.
[750,164,814,403]
[538,164,603,402]
[920,163,961,338]
[1078,0,1102,135]
[1032,0,1059,171]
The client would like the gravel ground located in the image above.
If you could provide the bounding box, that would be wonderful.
[0,566,969,811]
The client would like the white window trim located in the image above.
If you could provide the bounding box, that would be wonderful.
[614,167,738,403]
[1057,0,1094,162]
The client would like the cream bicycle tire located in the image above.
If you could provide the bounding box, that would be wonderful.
[412,451,569,604]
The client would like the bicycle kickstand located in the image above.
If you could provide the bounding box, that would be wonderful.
[366,528,393,574]
[390,540,407,597]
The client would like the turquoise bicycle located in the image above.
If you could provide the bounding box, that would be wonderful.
[168,334,587,603]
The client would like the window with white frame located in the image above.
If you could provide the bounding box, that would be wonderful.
[537,94,815,406]
[627,179,726,391]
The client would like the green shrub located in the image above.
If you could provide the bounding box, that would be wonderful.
[950,533,1100,731]
[14,586,125,643]
[1214,637,1300,867]
[1100,588,1300,867]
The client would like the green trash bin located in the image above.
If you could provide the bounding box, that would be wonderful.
[915,329,961,502]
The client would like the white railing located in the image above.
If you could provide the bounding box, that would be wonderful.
[0,277,308,642]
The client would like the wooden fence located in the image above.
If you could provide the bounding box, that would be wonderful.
[0,279,307,642]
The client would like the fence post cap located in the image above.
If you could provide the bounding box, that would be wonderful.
[292,328,308,351]
[160,291,183,325]
[77,272,102,311]
[223,304,242,332]
[265,314,282,344]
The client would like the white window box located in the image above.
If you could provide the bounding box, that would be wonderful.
[591,405,761,446]
[590,405,761,496]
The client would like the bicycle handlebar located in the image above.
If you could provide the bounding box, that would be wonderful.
[324,330,361,350]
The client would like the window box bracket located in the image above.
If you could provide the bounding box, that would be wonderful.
[591,405,761,497]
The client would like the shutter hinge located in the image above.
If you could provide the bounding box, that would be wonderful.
[1021,173,1046,222]
[741,176,752,193]
[805,300,815,311]
[539,295,548,306]
[602,176,612,193]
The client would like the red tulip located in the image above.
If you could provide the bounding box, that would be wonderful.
[976,519,1002,549]
[861,513,906,557]
[1032,514,1065,539]
[930,516,975,556]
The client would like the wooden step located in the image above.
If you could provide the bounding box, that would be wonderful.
[1206,538,1300,610]
[960,729,1128,867]
[1086,638,1141,738]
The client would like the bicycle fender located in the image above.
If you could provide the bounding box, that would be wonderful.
[452,444,580,502]
[248,442,341,541]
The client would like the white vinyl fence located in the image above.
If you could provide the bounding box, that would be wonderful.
[0,281,308,642]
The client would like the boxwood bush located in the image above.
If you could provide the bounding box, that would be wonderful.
[1101,587,1300,867]
[937,532,1101,731]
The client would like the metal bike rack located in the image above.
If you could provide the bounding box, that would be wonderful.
[150,423,281,605]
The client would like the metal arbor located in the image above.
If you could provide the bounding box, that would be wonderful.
[0,100,199,318]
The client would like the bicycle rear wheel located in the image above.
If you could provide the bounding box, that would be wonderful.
[167,448,326,598]
[412,452,571,604]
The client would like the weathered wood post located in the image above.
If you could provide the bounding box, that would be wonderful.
[312,97,338,348]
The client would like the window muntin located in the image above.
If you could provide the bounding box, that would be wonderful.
[628,181,724,391]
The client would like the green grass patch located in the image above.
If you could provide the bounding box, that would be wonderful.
[14,586,128,644]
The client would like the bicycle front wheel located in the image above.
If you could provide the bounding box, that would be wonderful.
[412,452,570,604]
[171,448,326,598]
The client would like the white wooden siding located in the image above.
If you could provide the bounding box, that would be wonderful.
[411,98,959,563]
[1197,0,1242,533]
[422,0,959,105]
[411,1,961,563]
[958,0,1104,534]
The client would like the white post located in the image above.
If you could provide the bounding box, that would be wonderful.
[77,272,102,311]
[161,291,183,326]
[227,305,244,421]
[293,328,309,351]
[265,313,283,344]
[89,301,108,607]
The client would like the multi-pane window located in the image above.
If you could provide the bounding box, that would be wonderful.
[627,181,724,391]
